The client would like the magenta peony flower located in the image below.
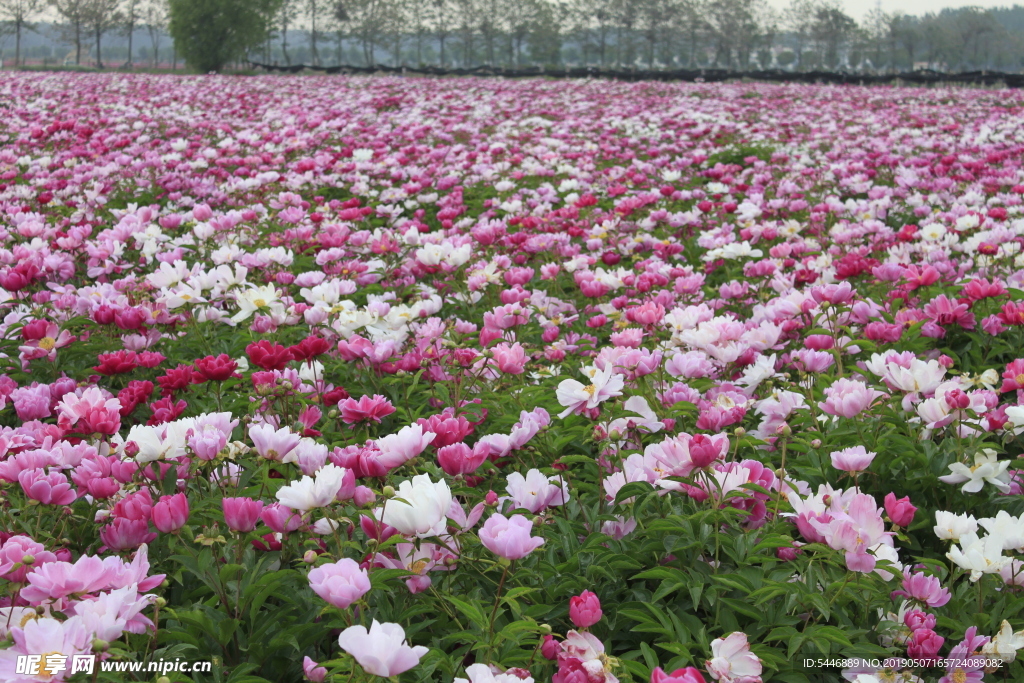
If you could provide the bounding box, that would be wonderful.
[222,497,265,533]
[569,590,602,628]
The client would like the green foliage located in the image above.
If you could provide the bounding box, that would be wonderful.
[167,0,282,73]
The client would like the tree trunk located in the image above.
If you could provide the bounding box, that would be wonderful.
[127,23,134,66]
[76,22,82,65]
[96,26,104,68]
[310,6,318,66]
[15,20,21,68]
[282,21,291,65]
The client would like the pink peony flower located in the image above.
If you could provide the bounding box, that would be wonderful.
[308,558,371,609]
[339,394,396,424]
[829,446,876,473]
[706,632,762,683]
[337,620,428,677]
[818,378,884,419]
[479,513,545,560]
[18,468,77,506]
[152,493,189,534]
[651,668,706,683]
[569,590,602,628]
[222,497,265,533]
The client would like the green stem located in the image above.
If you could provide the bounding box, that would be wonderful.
[487,564,511,661]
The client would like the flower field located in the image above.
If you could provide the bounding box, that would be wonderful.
[0,72,1023,683]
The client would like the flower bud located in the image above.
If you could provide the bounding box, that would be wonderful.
[155,597,167,608]
[382,485,395,498]
[569,590,602,628]
[91,639,110,651]
[776,423,792,437]
[303,550,318,564]
[21,554,34,566]
[734,427,746,438]
[810,439,822,448]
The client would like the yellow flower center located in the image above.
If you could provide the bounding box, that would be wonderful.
[39,650,62,676]
[181,294,192,301]
[37,337,56,351]
[952,669,967,683]
[410,559,430,573]
[253,298,267,308]
[18,612,37,628]
[584,384,597,396]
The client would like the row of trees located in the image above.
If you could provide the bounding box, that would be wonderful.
[0,0,168,67]
[3,0,1024,73]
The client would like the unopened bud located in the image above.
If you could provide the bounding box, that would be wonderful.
[303,550,318,564]
[776,424,792,437]
[532,516,543,527]
[91,638,110,652]
[154,597,167,609]
[607,429,622,441]
[444,555,457,567]
[734,427,746,438]
[382,485,396,498]
[328,409,339,419]
[157,677,171,683]
[20,554,34,566]
[540,623,552,634]
[281,380,294,390]
[810,439,822,448]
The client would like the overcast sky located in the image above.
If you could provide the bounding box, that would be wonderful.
[767,0,1019,20]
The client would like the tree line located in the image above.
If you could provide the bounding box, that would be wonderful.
[2,0,1024,74]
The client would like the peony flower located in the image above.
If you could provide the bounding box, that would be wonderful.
[337,620,428,677]
[569,590,602,628]
[151,493,189,534]
[479,513,545,560]
[947,532,1011,581]
[504,469,569,513]
[939,449,1012,493]
[829,446,876,473]
[379,474,451,538]
[819,379,884,419]
[651,668,706,683]
[706,632,762,683]
[556,366,625,419]
[276,464,350,511]
[456,663,535,683]
[249,423,302,463]
[222,497,265,533]
[308,558,371,609]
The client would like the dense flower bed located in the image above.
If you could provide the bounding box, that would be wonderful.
[0,72,1022,683]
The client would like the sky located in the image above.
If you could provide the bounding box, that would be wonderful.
[767,0,1019,21]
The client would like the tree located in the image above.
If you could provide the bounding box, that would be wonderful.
[307,0,321,65]
[122,0,141,65]
[811,0,856,69]
[168,0,282,72]
[0,0,42,67]
[278,0,297,64]
[782,0,816,69]
[52,0,87,64]
[141,0,166,66]
[83,0,121,67]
